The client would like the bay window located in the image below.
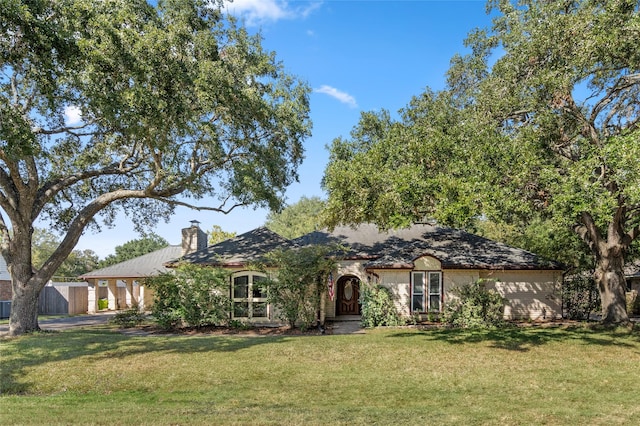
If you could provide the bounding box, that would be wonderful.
[232,272,268,319]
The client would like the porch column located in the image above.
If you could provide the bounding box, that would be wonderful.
[139,284,147,311]
[319,290,326,326]
[87,280,98,314]
[132,281,140,307]
[107,279,118,310]
[140,282,154,312]
[125,279,133,308]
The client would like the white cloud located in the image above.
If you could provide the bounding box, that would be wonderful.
[314,85,358,108]
[64,105,83,125]
[225,0,322,25]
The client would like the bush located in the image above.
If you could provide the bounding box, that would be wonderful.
[442,280,506,328]
[360,284,404,328]
[262,246,337,330]
[110,304,146,328]
[146,265,231,330]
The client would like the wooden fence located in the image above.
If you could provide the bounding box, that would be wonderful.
[38,285,88,315]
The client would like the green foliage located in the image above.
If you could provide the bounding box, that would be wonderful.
[265,196,327,239]
[360,284,404,328]
[262,245,337,329]
[32,228,99,279]
[442,280,507,329]
[563,273,600,321]
[323,99,480,230]
[228,318,252,330]
[207,225,236,245]
[474,217,592,270]
[99,234,169,268]
[109,304,146,328]
[147,264,231,329]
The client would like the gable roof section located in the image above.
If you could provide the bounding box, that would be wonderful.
[167,227,294,267]
[294,223,561,271]
[80,245,182,280]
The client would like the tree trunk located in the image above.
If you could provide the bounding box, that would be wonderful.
[8,272,44,336]
[594,250,629,325]
[575,210,632,325]
[6,227,51,336]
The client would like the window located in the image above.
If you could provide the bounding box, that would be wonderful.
[412,271,442,312]
[412,272,425,312]
[232,272,268,319]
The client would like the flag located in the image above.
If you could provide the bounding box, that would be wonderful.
[328,272,335,301]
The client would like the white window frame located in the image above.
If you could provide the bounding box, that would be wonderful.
[411,271,442,313]
[232,272,268,319]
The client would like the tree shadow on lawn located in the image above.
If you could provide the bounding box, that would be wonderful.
[386,323,640,352]
[0,326,293,395]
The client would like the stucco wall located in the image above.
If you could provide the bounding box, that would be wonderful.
[478,270,563,320]
[336,261,367,281]
[366,266,562,321]
[373,269,412,316]
[222,263,563,323]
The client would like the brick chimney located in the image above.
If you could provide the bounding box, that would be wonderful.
[181,220,207,256]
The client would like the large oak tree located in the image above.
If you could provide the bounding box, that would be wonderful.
[323,0,639,324]
[1,0,311,335]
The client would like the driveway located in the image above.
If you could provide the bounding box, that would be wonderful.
[0,312,116,335]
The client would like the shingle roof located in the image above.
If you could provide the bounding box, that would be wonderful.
[166,227,294,267]
[293,223,561,271]
[80,245,182,279]
[75,223,564,276]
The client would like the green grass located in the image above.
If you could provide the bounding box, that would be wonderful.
[1,324,639,425]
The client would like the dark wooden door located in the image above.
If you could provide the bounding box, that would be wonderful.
[337,278,360,315]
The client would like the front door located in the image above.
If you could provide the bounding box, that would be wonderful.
[336,277,361,315]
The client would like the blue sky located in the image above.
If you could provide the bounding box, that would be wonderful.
[76,0,495,257]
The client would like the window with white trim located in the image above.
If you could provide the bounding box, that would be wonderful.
[411,271,442,312]
[232,272,268,319]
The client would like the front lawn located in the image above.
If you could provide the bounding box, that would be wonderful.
[1,325,639,425]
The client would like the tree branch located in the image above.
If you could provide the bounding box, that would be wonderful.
[34,185,245,282]
[147,196,247,214]
[573,211,602,256]
[591,73,640,134]
[0,151,32,220]
[32,120,96,136]
[33,158,147,218]
[561,92,601,146]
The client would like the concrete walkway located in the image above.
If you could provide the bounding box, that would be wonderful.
[0,312,115,335]
[329,316,365,335]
